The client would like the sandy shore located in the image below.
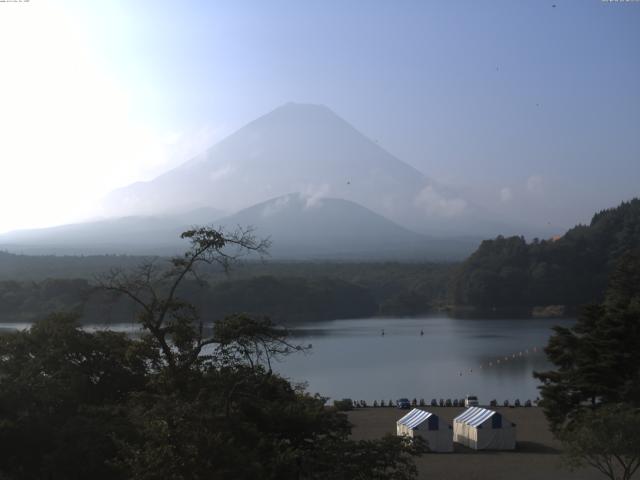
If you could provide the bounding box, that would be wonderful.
[348,406,602,480]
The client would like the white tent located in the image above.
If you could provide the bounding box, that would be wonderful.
[396,408,453,452]
[453,407,516,450]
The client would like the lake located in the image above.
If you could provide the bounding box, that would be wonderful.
[275,316,572,404]
[1,316,571,405]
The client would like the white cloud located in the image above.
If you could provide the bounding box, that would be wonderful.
[526,175,544,194]
[414,185,467,217]
[302,184,331,209]
[500,187,513,202]
[261,195,290,218]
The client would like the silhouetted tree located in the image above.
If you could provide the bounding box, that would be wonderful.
[534,250,640,432]
[562,404,640,480]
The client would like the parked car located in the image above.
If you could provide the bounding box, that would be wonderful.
[431,398,438,407]
[464,395,479,407]
[396,398,411,409]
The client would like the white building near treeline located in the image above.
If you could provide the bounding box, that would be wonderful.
[396,408,453,452]
[453,406,516,450]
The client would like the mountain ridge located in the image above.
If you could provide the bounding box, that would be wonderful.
[0,193,480,260]
[100,102,504,236]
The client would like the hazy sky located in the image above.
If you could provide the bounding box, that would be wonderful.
[0,0,638,233]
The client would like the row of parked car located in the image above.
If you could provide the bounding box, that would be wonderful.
[489,398,534,407]
[396,395,479,409]
[395,396,535,409]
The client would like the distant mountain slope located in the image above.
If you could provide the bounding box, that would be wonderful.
[102,102,509,236]
[103,102,422,217]
[0,194,478,260]
[449,198,640,310]
[0,208,221,255]
[215,193,479,260]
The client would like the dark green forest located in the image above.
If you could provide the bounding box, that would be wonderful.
[0,261,452,324]
[449,199,640,314]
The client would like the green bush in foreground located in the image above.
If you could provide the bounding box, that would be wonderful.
[562,405,640,480]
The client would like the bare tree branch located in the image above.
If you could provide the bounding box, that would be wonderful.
[95,226,272,377]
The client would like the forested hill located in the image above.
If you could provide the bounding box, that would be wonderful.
[0,251,150,280]
[449,198,640,311]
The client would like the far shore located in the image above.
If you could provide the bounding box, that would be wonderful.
[348,406,601,480]
[444,304,576,319]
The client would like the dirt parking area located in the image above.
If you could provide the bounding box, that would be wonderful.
[348,407,603,480]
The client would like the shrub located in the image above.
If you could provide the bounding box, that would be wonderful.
[333,398,354,411]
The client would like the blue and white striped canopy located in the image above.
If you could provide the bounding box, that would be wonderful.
[454,407,496,427]
[397,408,433,429]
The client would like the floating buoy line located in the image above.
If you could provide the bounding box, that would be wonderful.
[457,346,544,377]
[377,328,545,377]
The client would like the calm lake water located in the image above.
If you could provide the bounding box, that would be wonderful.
[1,316,571,405]
[275,316,572,404]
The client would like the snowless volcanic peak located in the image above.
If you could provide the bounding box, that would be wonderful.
[103,103,424,215]
[101,102,488,235]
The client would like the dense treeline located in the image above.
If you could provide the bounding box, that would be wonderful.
[0,260,453,323]
[198,276,378,322]
[0,251,145,281]
[449,199,640,311]
[0,279,91,320]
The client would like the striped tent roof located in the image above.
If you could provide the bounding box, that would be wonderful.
[397,408,434,430]
[454,407,496,427]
